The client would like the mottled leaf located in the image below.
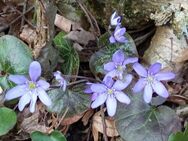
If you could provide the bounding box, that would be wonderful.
[53,32,79,80]
[47,84,90,117]
[31,130,67,141]
[115,94,181,141]
[0,35,33,89]
[0,107,17,136]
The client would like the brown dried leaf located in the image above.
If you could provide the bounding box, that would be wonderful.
[61,113,84,125]
[19,110,50,134]
[82,109,94,126]
[143,26,188,72]
[92,111,119,141]
[64,28,96,45]
[54,14,81,33]
[20,25,37,46]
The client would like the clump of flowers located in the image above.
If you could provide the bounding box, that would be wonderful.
[5,61,52,113]
[104,49,138,80]
[109,12,127,43]
[89,76,131,116]
[53,71,67,91]
[133,62,175,103]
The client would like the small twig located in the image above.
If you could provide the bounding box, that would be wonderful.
[134,28,155,46]
[68,79,88,86]
[8,6,34,27]
[76,0,101,36]
[100,105,108,141]
[62,74,101,82]
[55,107,69,129]
[86,123,92,141]
[20,0,28,30]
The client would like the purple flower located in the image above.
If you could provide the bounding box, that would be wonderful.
[90,76,131,116]
[110,11,121,26]
[104,49,138,80]
[53,71,67,91]
[109,25,127,43]
[133,62,175,103]
[5,61,52,113]
[84,82,99,101]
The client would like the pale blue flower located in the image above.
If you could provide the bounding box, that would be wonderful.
[104,49,138,80]
[133,62,175,103]
[110,11,121,26]
[109,25,127,43]
[89,76,131,116]
[53,71,67,91]
[5,61,51,113]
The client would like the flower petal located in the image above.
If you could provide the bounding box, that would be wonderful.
[29,61,41,81]
[91,93,98,101]
[155,72,175,81]
[116,36,127,43]
[29,91,37,113]
[61,80,67,91]
[109,36,116,43]
[18,93,31,111]
[84,87,92,94]
[106,96,117,116]
[104,62,115,71]
[110,11,121,26]
[103,70,118,80]
[133,63,147,77]
[148,63,161,75]
[114,91,130,104]
[152,81,169,98]
[37,80,50,90]
[112,50,125,64]
[133,78,146,93]
[103,76,114,88]
[37,88,52,106]
[5,85,27,100]
[91,84,106,93]
[53,71,62,80]
[114,27,126,36]
[8,75,27,84]
[123,57,138,65]
[113,74,133,90]
[91,93,107,108]
[143,84,153,103]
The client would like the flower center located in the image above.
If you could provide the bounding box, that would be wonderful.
[147,75,154,84]
[117,65,123,71]
[28,81,36,89]
[107,89,114,95]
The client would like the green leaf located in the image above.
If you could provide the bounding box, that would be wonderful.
[31,130,67,141]
[53,32,79,80]
[89,32,138,77]
[0,107,17,136]
[115,94,181,141]
[0,35,33,89]
[168,124,188,141]
[47,84,90,117]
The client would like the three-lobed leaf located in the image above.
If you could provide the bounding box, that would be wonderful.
[0,35,33,89]
[47,84,90,117]
[115,94,181,141]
